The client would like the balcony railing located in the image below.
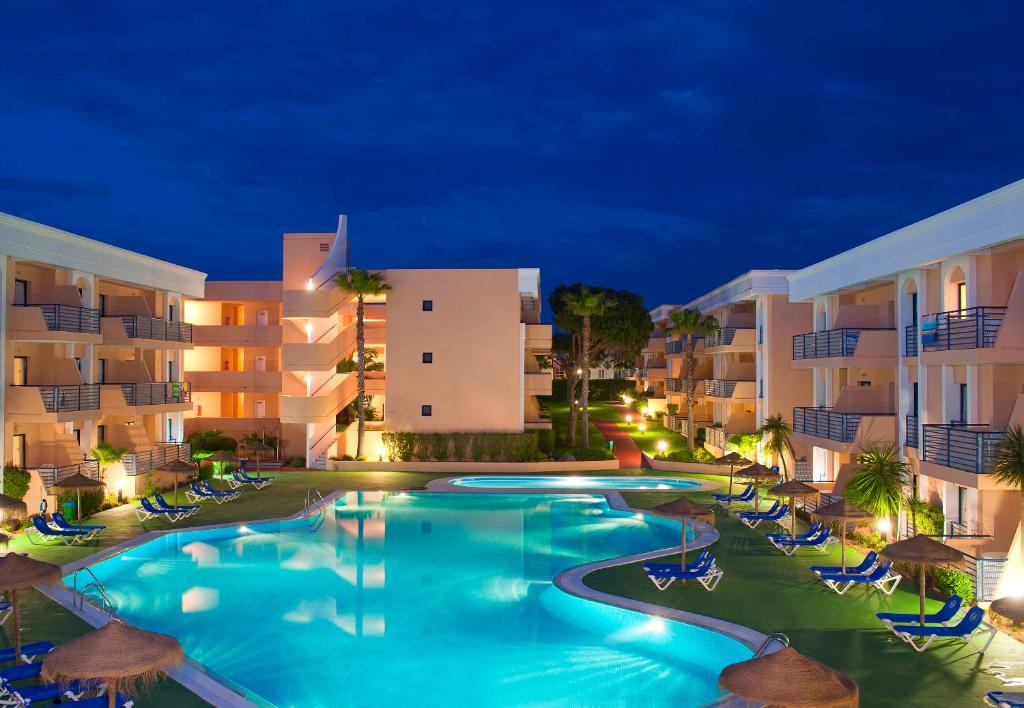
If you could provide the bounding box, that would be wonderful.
[120,316,193,343]
[793,406,862,443]
[703,379,748,398]
[922,423,1004,474]
[904,325,918,356]
[905,414,919,448]
[33,384,101,413]
[122,443,192,477]
[921,306,1007,351]
[118,382,191,406]
[704,427,728,449]
[666,340,684,355]
[36,460,100,489]
[15,303,100,334]
[791,328,893,360]
[705,328,749,349]
[666,378,683,393]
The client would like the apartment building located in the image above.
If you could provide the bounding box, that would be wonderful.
[185,217,552,467]
[787,179,1024,560]
[681,272,813,461]
[635,304,676,415]
[0,211,205,508]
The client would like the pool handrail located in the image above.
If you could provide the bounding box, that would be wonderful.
[72,566,116,616]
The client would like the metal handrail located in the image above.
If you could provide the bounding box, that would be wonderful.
[754,632,790,657]
[312,322,338,344]
[305,488,327,517]
[921,306,1007,351]
[72,567,116,615]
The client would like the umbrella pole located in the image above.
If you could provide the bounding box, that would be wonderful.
[841,524,847,573]
[728,465,734,496]
[681,519,687,566]
[108,678,117,708]
[791,495,797,538]
[77,489,82,524]
[919,566,926,626]
[11,589,20,665]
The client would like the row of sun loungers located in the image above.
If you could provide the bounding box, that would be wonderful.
[25,514,107,545]
[642,549,724,592]
[0,641,133,707]
[876,597,997,653]
[736,501,789,529]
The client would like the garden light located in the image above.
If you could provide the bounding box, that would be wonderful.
[656,440,668,454]
[576,368,583,375]
[876,518,892,534]
[645,405,654,417]
[639,423,647,434]
[622,395,633,406]
[377,446,387,462]
[625,414,633,424]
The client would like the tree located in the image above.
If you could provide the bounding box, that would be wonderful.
[90,441,129,482]
[846,443,906,539]
[337,349,384,374]
[550,284,653,448]
[336,269,391,459]
[666,308,719,450]
[992,425,1024,573]
[186,429,238,458]
[758,413,795,481]
[551,333,582,447]
[562,288,614,448]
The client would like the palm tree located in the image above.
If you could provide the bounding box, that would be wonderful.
[335,269,390,458]
[758,413,795,481]
[90,441,128,482]
[992,425,1024,571]
[666,308,719,450]
[563,287,614,449]
[550,333,581,447]
[845,443,906,540]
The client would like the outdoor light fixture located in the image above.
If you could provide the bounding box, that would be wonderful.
[306,278,314,291]
[377,446,387,462]
[576,368,583,375]
[625,414,633,424]
[622,395,633,406]
[115,478,126,503]
[639,423,647,434]
[645,405,654,417]
[876,518,892,534]
[656,440,668,453]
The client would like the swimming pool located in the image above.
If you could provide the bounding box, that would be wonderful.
[76,492,748,706]
[449,475,702,491]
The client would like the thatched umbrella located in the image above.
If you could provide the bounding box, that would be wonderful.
[153,459,197,503]
[651,497,714,567]
[42,620,184,708]
[882,534,964,626]
[204,451,239,481]
[812,500,874,573]
[0,554,61,664]
[52,473,105,524]
[715,451,749,497]
[239,440,273,479]
[0,493,27,518]
[737,462,779,510]
[990,596,1024,627]
[769,480,819,540]
[719,646,859,707]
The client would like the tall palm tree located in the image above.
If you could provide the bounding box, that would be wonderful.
[550,334,581,447]
[758,413,795,481]
[563,288,614,449]
[992,425,1024,571]
[845,443,906,540]
[666,308,719,450]
[335,269,390,459]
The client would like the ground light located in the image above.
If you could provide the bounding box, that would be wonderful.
[622,395,633,406]
[377,447,387,462]
[638,423,647,434]
[625,414,633,424]
[656,440,668,454]
[876,518,892,534]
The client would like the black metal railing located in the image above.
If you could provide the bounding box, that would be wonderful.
[15,303,100,334]
[793,407,863,443]
[798,492,843,516]
[704,427,728,449]
[703,379,740,397]
[122,443,192,476]
[666,339,683,355]
[792,328,894,360]
[921,306,1007,351]
[705,328,750,348]
[37,460,100,489]
[904,325,918,356]
[905,414,919,448]
[118,382,191,406]
[666,378,683,393]
[758,325,764,345]
[922,424,1004,474]
[120,316,193,342]
[34,384,101,413]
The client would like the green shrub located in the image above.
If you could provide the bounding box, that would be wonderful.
[141,472,162,500]
[904,498,944,536]
[471,435,487,462]
[382,432,416,462]
[451,433,470,462]
[537,429,554,456]
[726,432,761,460]
[571,448,615,461]
[932,567,974,605]
[56,489,104,518]
[186,429,238,456]
[430,434,450,462]
[2,465,30,501]
[666,403,679,417]
[556,451,576,462]
[549,378,633,403]
[287,456,304,468]
[666,447,715,464]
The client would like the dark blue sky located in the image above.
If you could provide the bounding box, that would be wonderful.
[2,2,1022,308]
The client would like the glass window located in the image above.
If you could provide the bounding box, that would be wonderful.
[957,282,967,313]
[421,404,432,416]
[422,352,433,363]
[422,300,433,311]
[13,280,27,306]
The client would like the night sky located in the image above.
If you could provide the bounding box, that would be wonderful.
[2,2,1022,310]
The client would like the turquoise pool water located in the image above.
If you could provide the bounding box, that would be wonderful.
[450,475,701,490]
[76,492,748,707]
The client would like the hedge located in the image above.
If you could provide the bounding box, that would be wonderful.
[2,465,30,501]
[549,378,634,403]
[382,431,544,463]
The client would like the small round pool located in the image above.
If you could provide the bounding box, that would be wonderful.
[450,475,701,491]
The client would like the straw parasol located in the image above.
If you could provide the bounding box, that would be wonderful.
[737,462,779,510]
[769,480,819,540]
[204,451,239,481]
[651,497,714,567]
[719,646,859,707]
[715,451,749,497]
[0,554,61,664]
[882,534,964,626]
[812,500,873,573]
[153,459,198,502]
[991,596,1024,627]
[42,620,184,708]
[52,473,105,524]
[239,440,273,478]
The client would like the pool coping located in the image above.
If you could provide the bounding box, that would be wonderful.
[36,483,765,707]
[424,474,722,495]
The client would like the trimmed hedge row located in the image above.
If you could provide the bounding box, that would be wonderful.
[382,431,548,463]
[549,378,634,403]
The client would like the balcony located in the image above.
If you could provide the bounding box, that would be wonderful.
[35,461,100,489]
[922,424,1004,475]
[666,339,684,355]
[905,414,919,448]
[192,324,282,347]
[704,427,728,450]
[185,370,282,393]
[8,304,101,342]
[117,382,190,407]
[794,407,863,443]
[791,328,896,366]
[667,378,683,393]
[122,443,192,476]
[105,315,193,345]
[705,328,755,351]
[921,307,1007,352]
[524,324,552,351]
[792,406,897,451]
[703,379,755,401]
[7,384,102,421]
[905,325,918,357]
[640,366,666,382]
[524,371,553,395]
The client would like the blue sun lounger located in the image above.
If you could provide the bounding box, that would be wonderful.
[74,693,135,708]
[766,522,822,543]
[818,560,902,595]
[0,678,88,704]
[25,515,89,545]
[228,470,272,489]
[0,661,42,685]
[154,494,200,518]
[50,512,105,539]
[768,527,837,555]
[186,481,238,504]
[135,497,187,523]
[0,641,54,664]
[642,549,713,575]
[736,502,789,529]
[643,554,724,592]
[712,484,755,507]
[0,600,9,627]
[876,594,964,632]
[986,691,1024,707]
[810,551,878,577]
[890,605,997,653]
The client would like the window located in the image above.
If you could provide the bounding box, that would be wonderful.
[168,360,175,382]
[13,279,27,306]
[421,404,432,417]
[958,383,968,424]
[957,282,968,313]
[97,425,107,444]
[422,352,433,364]
[98,294,107,316]
[73,428,81,445]
[167,419,174,443]
[422,300,433,311]
[319,242,330,252]
[12,357,27,386]
[910,292,918,325]
[911,382,919,416]
[74,357,82,372]
[97,359,107,384]
[168,303,176,322]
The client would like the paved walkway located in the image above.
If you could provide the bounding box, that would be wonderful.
[594,419,644,468]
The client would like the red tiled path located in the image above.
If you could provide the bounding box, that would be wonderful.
[593,419,645,469]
